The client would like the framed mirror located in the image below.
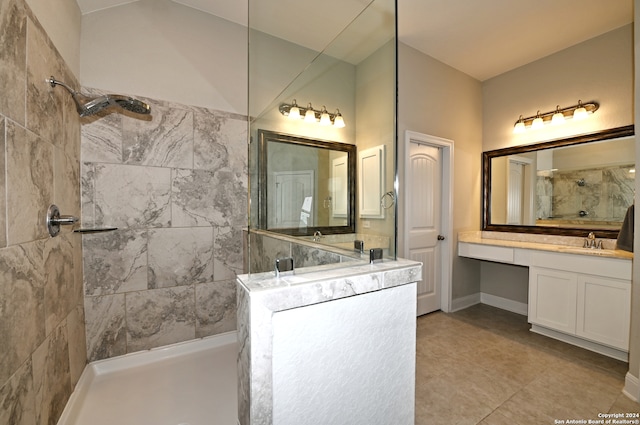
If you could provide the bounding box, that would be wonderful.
[258,129,356,236]
[483,125,634,238]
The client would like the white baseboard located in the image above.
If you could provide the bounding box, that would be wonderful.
[480,293,528,316]
[624,372,640,402]
[530,324,628,362]
[450,292,527,316]
[450,293,480,312]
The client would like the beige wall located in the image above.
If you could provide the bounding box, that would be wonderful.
[0,1,85,424]
[25,0,81,77]
[397,42,483,301]
[79,0,247,114]
[483,24,633,152]
[480,263,529,305]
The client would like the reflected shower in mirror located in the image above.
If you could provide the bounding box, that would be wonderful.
[484,126,634,238]
[258,130,356,235]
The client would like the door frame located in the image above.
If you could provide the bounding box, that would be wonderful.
[403,130,454,313]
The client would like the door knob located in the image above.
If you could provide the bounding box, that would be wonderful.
[437,235,445,240]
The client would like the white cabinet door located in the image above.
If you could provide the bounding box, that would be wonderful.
[528,267,577,334]
[576,275,631,350]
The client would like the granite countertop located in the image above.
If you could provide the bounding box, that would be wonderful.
[458,231,633,260]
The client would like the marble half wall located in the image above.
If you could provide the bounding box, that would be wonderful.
[0,1,85,425]
[81,96,247,361]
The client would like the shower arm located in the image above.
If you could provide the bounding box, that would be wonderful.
[47,77,78,95]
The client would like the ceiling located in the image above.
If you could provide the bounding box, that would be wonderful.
[74,0,633,81]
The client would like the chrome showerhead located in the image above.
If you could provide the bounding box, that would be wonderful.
[47,76,151,117]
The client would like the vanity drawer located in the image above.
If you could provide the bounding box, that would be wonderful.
[458,242,514,263]
[530,251,631,280]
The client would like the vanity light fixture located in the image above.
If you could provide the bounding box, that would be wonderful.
[333,109,345,128]
[513,100,598,132]
[551,105,565,125]
[279,101,346,128]
[531,111,544,130]
[514,115,526,133]
[572,100,589,120]
[288,99,301,120]
[319,106,331,126]
[304,103,316,123]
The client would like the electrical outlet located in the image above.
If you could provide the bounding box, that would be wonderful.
[362,221,370,228]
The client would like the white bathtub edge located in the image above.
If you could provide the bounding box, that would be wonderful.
[56,360,97,425]
[92,331,238,376]
[56,331,238,425]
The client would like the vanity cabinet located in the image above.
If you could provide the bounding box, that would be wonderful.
[576,274,630,350]
[458,235,633,361]
[528,267,577,335]
[528,267,631,351]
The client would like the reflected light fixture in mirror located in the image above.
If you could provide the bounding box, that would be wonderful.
[513,100,598,132]
[279,101,346,128]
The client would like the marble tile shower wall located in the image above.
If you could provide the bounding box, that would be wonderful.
[80,94,248,361]
[0,1,86,425]
[536,164,634,221]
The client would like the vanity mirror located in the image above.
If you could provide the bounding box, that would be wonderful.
[483,125,634,238]
[257,129,356,235]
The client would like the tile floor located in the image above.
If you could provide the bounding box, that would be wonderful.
[415,304,640,425]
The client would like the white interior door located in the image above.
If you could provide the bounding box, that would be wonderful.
[271,170,315,228]
[507,161,524,225]
[407,142,442,315]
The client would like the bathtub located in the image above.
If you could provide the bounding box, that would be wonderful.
[57,332,238,425]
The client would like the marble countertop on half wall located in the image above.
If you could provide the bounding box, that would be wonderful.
[237,258,422,310]
[458,231,633,260]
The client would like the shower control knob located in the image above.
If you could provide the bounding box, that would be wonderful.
[46,204,79,237]
[437,235,445,240]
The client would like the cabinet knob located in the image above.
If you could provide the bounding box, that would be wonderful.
[437,235,445,241]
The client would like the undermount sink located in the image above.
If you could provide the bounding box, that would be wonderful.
[556,246,616,256]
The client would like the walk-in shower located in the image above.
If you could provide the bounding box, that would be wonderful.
[47,76,151,117]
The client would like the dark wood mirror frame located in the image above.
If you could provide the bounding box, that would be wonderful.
[482,125,635,238]
[257,129,357,236]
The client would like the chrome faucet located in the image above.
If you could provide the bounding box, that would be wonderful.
[583,232,603,249]
[313,230,322,242]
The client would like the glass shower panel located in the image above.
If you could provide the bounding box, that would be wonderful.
[247,0,397,274]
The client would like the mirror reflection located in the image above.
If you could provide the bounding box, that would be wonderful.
[484,126,634,238]
[258,130,356,234]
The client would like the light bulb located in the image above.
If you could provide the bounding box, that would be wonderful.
[333,110,345,128]
[513,115,526,133]
[551,106,565,125]
[304,103,316,122]
[531,111,544,130]
[319,107,331,126]
[573,100,588,120]
[288,103,300,120]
